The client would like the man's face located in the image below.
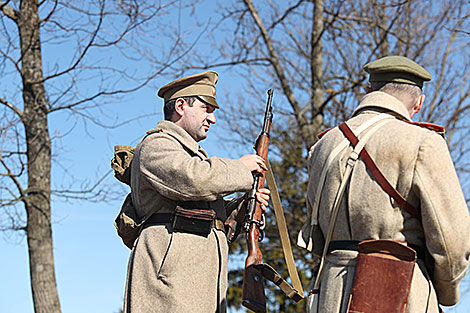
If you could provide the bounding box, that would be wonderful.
[180,98,216,142]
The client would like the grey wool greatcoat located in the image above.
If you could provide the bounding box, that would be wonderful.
[298,91,470,313]
[123,120,254,313]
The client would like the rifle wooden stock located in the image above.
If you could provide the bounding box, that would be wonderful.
[242,173,267,312]
[242,244,266,312]
[242,89,273,313]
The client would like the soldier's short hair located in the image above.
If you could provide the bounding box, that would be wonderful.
[370,81,422,108]
[164,96,197,120]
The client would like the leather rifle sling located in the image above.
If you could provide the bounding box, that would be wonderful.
[262,161,304,302]
[338,122,420,219]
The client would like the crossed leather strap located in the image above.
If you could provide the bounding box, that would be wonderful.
[338,122,420,219]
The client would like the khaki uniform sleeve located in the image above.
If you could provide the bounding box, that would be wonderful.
[414,133,470,306]
[139,135,253,202]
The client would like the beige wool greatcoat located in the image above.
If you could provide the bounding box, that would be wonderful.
[123,120,254,313]
[298,91,470,312]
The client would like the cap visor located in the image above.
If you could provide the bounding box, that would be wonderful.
[198,95,219,108]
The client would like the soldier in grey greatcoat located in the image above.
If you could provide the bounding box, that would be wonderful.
[123,70,270,313]
[297,56,470,312]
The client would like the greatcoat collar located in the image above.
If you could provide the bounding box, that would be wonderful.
[154,120,208,159]
[352,91,412,122]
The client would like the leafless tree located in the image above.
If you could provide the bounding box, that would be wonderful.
[0,0,202,312]
[182,0,470,311]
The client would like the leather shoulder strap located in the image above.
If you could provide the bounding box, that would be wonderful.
[338,122,420,220]
[311,117,392,295]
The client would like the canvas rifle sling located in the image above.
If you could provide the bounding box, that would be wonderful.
[262,161,304,302]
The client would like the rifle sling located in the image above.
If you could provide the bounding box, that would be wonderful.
[260,263,303,302]
[264,161,304,302]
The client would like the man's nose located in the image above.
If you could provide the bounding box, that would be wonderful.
[207,112,216,124]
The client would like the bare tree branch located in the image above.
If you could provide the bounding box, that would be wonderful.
[0,0,17,20]
[0,97,23,118]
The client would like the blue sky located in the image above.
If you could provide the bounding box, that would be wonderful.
[1,1,470,313]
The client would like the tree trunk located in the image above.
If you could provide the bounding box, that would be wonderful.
[18,0,61,312]
[311,0,325,146]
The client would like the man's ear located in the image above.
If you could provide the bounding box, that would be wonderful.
[413,94,425,114]
[174,98,186,117]
[410,94,425,118]
[365,86,372,94]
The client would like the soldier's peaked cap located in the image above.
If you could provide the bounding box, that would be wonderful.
[364,56,431,88]
[157,70,219,108]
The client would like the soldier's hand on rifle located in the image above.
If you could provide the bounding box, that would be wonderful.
[239,154,267,174]
[255,188,270,213]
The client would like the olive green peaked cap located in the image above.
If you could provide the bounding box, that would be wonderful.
[157,70,219,108]
[364,56,431,88]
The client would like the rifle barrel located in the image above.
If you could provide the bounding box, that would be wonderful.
[242,89,274,313]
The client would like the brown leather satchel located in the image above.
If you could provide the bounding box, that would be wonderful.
[347,239,417,313]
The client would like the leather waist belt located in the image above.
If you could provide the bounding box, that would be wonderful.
[175,200,212,209]
[328,240,425,259]
[145,213,173,225]
[328,240,361,253]
[144,213,225,233]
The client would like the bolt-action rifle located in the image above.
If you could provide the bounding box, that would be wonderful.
[241,89,273,312]
[240,89,305,312]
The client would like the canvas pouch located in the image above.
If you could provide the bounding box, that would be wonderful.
[111,145,135,185]
[114,193,143,249]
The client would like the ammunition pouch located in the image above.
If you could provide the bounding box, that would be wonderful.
[347,239,416,313]
[172,206,216,237]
